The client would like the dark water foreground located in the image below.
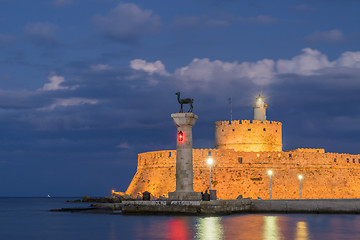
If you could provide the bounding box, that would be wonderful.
[1,198,360,239]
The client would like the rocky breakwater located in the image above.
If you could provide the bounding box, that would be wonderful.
[250,199,360,214]
[121,199,252,215]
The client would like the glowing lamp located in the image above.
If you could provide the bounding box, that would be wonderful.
[298,175,303,180]
[268,170,273,176]
[207,157,214,165]
[256,95,264,102]
[177,131,184,143]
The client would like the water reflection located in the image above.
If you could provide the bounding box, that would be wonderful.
[195,217,223,240]
[263,216,280,240]
[295,221,309,240]
[167,219,191,240]
[128,214,360,240]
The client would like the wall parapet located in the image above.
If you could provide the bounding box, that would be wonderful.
[292,148,325,153]
[136,149,360,169]
[215,120,282,126]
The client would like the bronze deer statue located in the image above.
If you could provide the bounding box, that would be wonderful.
[176,92,193,113]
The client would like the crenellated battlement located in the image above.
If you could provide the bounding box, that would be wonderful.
[136,148,360,169]
[215,120,282,126]
[293,148,325,153]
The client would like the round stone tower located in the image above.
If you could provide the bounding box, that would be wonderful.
[214,95,282,152]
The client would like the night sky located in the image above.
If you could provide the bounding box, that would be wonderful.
[1,0,360,197]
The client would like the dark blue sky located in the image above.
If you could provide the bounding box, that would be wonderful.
[0,0,360,197]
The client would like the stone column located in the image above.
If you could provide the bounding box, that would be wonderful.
[168,113,201,200]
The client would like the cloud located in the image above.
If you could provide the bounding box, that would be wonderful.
[304,29,345,44]
[277,48,333,75]
[130,59,168,76]
[40,74,78,91]
[93,3,161,42]
[53,0,74,7]
[174,58,275,86]
[24,22,58,42]
[40,98,99,111]
[129,48,360,88]
[335,51,360,68]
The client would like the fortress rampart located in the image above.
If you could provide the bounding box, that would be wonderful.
[124,96,360,200]
[215,120,282,152]
[126,148,360,199]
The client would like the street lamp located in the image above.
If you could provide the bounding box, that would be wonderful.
[298,175,303,199]
[268,170,273,200]
[207,157,214,191]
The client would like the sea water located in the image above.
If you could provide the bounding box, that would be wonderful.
[0,197,360,240]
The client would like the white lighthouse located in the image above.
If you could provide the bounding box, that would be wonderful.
[253,94,267,121]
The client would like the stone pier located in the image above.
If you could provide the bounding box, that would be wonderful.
[168,113,201,200]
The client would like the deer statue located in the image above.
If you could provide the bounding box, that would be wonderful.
[176,92,194,113]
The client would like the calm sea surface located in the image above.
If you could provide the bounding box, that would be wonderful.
[1,197,360,240]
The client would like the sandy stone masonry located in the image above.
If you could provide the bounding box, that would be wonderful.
[125,148,360,199]
[168,113,201,200]
[215,120,282,152]
[124,96,360,200]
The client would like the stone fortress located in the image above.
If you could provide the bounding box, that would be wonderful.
[125,95,360,200]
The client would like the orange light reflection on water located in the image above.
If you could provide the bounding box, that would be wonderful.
[263,216,280,240]
[131,215,311,240]
[295,221,309,240]
[195,217,223,240]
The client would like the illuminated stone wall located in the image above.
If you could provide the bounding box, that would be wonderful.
[125,149,360,199]
[214,120,282,152]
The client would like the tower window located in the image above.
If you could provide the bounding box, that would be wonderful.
[238,157,243,164]
[289,154,292,158]
[334,158,336,163]
[347,158,349,163]
[275,130,278,132]
[169,152,171,157]
[358,159,360,164]
[353,159,355,163]
[248,129,251,131]
[232,129,235,131]
[208,151,211,156]
[263,128,266,131]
